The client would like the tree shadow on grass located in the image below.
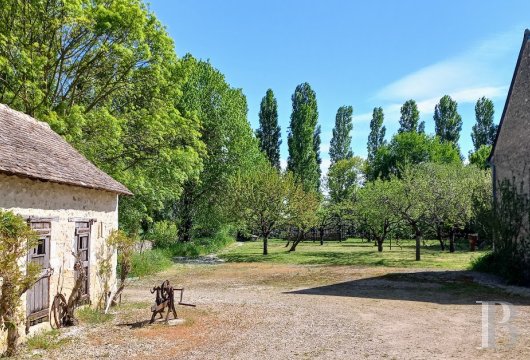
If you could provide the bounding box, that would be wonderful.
[285,271,530,305]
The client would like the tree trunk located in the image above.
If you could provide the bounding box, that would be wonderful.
[319,228,324,246]
[437,225,445,251]
[289,232,303,252]
[6,320,18,357]
[415,229,422,261]
[263,235,269,255]
[449,229,455,253]
[377,239,383,252]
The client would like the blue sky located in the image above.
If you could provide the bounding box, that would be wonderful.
[148,0,530,175]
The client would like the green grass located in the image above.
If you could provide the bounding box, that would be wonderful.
[76,306,114,324]
[26,329,71,351]
[130,228,235,278]
[219,238,484,270]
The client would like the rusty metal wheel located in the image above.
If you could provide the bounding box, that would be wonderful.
[50,293,67,329]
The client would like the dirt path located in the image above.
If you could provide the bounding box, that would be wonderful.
[17,263,530,359]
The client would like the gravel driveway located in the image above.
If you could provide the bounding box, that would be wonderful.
[17,263,530,359]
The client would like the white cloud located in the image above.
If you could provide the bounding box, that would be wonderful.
[376,29,519,107]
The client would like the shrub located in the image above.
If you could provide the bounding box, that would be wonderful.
[147,221,179,248]
[130,249,173,277]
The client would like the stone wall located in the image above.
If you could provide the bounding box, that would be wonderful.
[0,173,119,349]
[491,34,530,194]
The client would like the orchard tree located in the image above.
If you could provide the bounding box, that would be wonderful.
[287,83,320,192]
[256,89,282,170]
[286,184,320,252]
[326,157,365,204]
[416,163,475,252]
[386,170,430,261]
[231,163,291,255]
[315,202,335,245]
[355,180,401,252]
[329,106,353,163]
[472,97,497,151]
[398,100,420,133]
[434,95,463,145]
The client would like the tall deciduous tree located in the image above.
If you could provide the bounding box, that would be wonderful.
[329,106,353,163]
[398,100,420,133]
[314,124,322,189]
[0,0,205,234]
[256,89,281,170]
[472,97,497,151]
[175,56,263,241]
[369,132,461,180]
[287,83,320,192]
[434,95,463,144]
[367,107,386,165]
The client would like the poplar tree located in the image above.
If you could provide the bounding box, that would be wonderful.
[434,95,462,144]
[256,89,282,169]
[314,124,322,189]
[367,107,386,163]
[472,97,497,151]
[329,106,353,163]
[398,100,420,133]
[287,82,320,192]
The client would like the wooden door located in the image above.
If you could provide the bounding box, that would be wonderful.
[27,222,51,326]
[75,221,91,304]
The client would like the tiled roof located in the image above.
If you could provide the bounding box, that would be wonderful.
[0,103,132,195]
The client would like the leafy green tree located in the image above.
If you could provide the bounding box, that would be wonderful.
[174,56,264,241]
[256,89,281,170]
[329,106,353,163]
[287,83,320,192]
[434,95,463,144]
[385,171,430,261]
[355,180,401,252]
[0,211,40,356]
[0,0,205,234]
[469,145,492,170]
[231,164,291,255]
[414,163,476,252]
[326,157,365,204]
[472,97,497,151]
[369,132,461,180]
[315,202,335,245]
[398,100,420,133]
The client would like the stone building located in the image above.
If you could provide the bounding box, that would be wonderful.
[489,29,530,193]
[0,103,132,346]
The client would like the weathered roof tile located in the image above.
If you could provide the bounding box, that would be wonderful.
[0,103,132,195]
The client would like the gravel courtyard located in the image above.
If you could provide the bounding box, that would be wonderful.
[18,262,530,359]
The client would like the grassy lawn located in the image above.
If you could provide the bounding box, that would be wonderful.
[219,238,484,270]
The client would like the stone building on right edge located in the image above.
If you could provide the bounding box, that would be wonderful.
[489,29,530,198]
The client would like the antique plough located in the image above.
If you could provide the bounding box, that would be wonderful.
[150,280,195,324]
